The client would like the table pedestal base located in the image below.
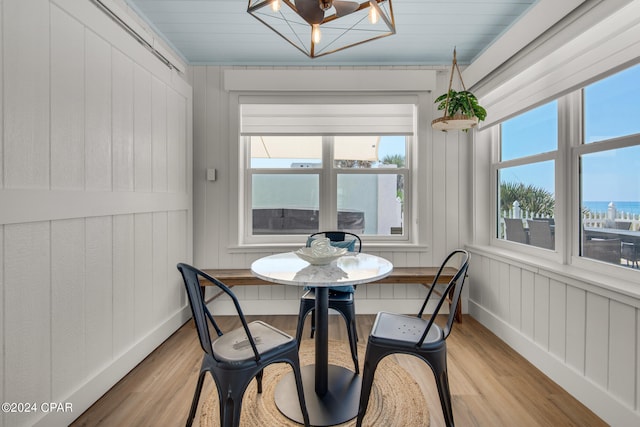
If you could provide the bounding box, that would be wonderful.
[275,364,361,426]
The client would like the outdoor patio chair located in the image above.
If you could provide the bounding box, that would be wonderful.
[295,231,362,373]
[621,242,640,268]
[504,218,528,244]
[356,249,470,427]
[528,219,555,250]
[615,221,632,230]
[177,263,310,427]
[583,238,622,265]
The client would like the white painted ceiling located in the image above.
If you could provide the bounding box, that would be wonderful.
[125,0,540,66]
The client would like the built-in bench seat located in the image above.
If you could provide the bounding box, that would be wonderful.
[200,266,461,322]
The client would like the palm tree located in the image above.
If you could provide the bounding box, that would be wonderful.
[499,181,555,217]
[381,154,404,167]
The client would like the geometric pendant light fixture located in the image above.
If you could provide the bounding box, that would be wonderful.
[247,0,395,59]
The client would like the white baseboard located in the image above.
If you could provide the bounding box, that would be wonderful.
[469,299,639,427]
[33,306,192,427]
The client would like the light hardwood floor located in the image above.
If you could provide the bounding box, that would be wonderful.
[71,315,606,427]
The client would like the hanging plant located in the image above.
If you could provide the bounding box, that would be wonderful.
[432,49,487,132]
[434,89,486,128]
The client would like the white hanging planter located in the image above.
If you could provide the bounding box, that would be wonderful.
[431,114,479,132]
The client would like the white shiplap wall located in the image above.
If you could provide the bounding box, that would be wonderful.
[0,1,192,426]
[190,66,472,315]
[467,248,640,426]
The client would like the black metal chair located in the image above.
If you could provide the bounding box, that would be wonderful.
[295,231,362,373]
[177,263,310,427]
[356,250,470,427]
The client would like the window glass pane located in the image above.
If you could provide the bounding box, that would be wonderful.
[580,145,640,265]
[501,101,557,161]
[334,135,406,168]
[250,136,322,168]
[584,64,640,143]
[252,174,319,235]
[498,161,555,249]
[337,173,404,236]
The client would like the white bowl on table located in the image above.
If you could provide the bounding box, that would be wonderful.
[294,247,347,265]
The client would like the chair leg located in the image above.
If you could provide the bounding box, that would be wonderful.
[221,388,246,427]
[289,360,311,427]
[428,347,455,427]
[255,369,263,394]
[296,301,313,349]
[310,309,316,338]
[434,368,455,427]
[186,370,207,427]
[356,346,387,427]
[345,309,359,374]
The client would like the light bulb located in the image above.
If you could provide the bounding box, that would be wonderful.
[312,24,321,44]
[319,0,332,11]
[369,2,379,24]
[271,0,281,12]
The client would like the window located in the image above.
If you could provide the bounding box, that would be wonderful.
[491,62,640,272]
[496,101,557,250]
[579,64,640,266]
[246,135,410,241]
[239,101,416,245]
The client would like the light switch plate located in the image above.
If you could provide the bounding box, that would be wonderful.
[206,168,216,181]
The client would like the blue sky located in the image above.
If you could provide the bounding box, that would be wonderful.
[377,135,405,162]
[500,63,640,202]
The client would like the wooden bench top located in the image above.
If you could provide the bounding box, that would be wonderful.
[200,266,457,287]
[200,266,461,322]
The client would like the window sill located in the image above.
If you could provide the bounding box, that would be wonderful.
[466,244,640,305]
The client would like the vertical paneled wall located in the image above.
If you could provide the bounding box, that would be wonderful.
[467,250,640,426]
[190,66,471,315]
[0,1,192,426]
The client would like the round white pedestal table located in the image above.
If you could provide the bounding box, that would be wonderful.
[251,252,393,426]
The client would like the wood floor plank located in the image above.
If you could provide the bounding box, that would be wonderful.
[70,315,606,427]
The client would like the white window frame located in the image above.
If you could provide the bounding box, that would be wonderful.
[491,100,562,262]
[569,76,640,281]
[224,86,434,252]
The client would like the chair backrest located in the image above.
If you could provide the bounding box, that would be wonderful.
[583,238,622,264]
[417,250,470,342]
[527,219,554,249]
[308,231,362,252]
[533,217,555,226]
[504,218,527,244]
[177,263,261,362]
[615,221,632,230]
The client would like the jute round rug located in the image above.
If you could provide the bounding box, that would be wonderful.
[200,340,429,426]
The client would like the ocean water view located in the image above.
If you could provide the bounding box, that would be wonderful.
[583,201,640,216]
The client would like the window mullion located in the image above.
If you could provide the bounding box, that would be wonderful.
[562,90,582,264]
[321,136,336,230]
